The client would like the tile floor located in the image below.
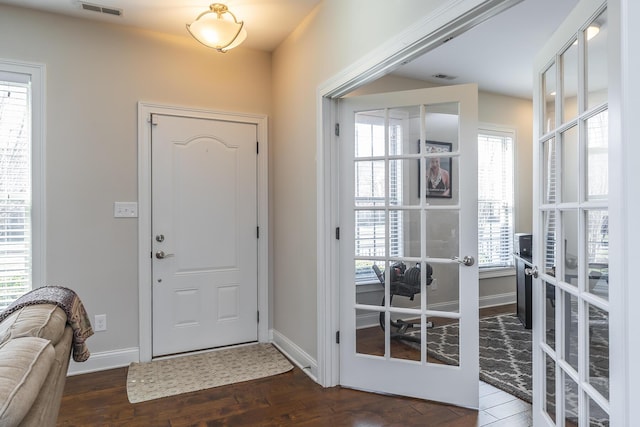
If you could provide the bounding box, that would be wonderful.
[478,381,533,426]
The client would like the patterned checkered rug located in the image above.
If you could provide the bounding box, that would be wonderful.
[420,314,532,401]
[126,343,293,403]
[419,313,609,426]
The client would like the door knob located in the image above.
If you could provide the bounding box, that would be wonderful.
[452,255,475,266]
[525,266,539,278]
[155,251,174,259]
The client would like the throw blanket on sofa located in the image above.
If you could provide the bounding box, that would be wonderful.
[0,286,94,362]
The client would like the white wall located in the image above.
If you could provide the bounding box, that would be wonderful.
[271,0,450,362]
[0,5,271,362]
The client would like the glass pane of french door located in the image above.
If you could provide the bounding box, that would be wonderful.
[534,2,609,426]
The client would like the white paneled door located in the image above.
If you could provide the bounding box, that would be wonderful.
[532,0,610,425]
[151,114,258,357]
[339,85,479,408]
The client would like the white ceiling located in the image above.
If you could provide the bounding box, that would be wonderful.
[0,0,322,52]
[0,0,582,98]
[392,0,579,99]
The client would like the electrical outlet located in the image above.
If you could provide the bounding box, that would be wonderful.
[94,314,107,332]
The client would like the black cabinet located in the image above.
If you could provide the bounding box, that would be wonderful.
[515,255,532,329]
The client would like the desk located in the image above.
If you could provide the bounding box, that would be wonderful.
[514,254,532,329]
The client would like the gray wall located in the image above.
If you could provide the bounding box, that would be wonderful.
[271,0,451,361]
[0,5,271,358]
[0,0,533,370]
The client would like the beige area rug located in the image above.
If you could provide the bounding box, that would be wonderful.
[126,343,293,403]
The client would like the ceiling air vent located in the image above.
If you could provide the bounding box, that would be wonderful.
[432,74,457,80]
[80,2,123,17]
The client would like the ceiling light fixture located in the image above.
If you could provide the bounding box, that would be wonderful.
[585,24,601,40]
[186,3,247,53]
[573,24,600,45]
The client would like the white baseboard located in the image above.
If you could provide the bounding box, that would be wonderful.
[67,347,139,376]
[270,329,318,382]
[421,292,517,312]
[480,292,516,308]
[357,311,381,330]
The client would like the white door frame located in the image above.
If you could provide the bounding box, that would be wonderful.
[315,0,525,387]
[137,102,269,362]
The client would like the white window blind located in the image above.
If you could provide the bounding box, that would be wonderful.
[544,138,557,271]
[586,111,609,265]
[0,77,31,310]
[354,119,403,283]
[478,131,514,268]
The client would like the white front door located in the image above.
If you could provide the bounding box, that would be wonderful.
[532,0,610,425]
[339,84,479,407]
[151,113,258,357]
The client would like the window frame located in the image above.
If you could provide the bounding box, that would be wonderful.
[0,59,46,298]
[477,126,516,274]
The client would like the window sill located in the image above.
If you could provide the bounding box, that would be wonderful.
[355,278,381,286]
[355,282,383,294]
[480,267,515,279]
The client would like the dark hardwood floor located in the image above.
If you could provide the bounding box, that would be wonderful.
[58,304,532,427]
[59,365,480,426]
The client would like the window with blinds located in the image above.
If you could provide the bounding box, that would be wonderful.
[587,111,609,266]
[478,131,515,269]
[544,137,557,272]
[354,119,403,283]
[0,76,32,310]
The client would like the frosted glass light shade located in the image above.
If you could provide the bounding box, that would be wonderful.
[186,3,246,52]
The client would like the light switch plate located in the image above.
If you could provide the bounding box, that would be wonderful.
[114,202,138,218]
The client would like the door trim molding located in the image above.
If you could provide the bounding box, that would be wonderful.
[137,102,269,362]
[315,0,524,388]
[616,1,640,423]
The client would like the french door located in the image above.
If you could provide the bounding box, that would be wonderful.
[339,84,479,408]
[532,0,610,425]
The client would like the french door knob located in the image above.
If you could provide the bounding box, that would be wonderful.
[453,255,475,266]
[525,266,539,278]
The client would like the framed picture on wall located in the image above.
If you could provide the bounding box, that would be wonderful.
[422,141,452,199]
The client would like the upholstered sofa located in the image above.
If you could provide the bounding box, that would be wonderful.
[0,287,93,427]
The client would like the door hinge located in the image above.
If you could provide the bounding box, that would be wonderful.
[257,311,260,323]
[336,331,340,344]
[257,226,260,239]
[148,114,158,126]
[256,141,259,154]
[335,227,340,240]
[335,123,340,136]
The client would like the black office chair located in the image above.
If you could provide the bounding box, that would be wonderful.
[372,262,433,343]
